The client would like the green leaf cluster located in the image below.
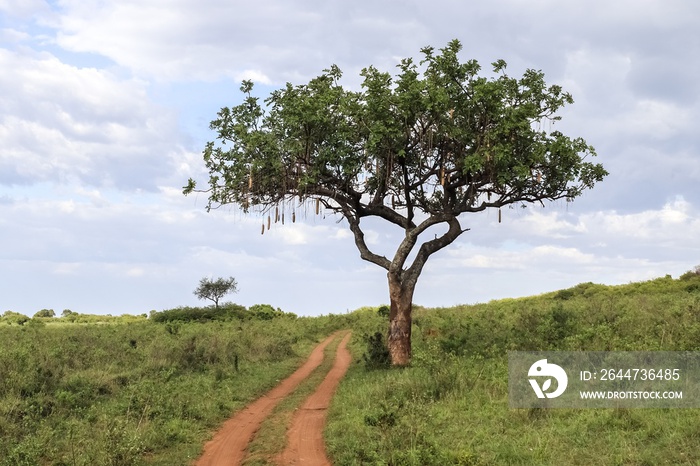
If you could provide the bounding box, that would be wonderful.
[188,39,606,223]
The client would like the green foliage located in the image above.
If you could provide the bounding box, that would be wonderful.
[150,303,247,323]
[377,305,390,317]
[150,303,296,323]
[193,276,238,308]
[362,332,391,370]
[189,39,605,219]
[1,311,29,326]
[248,303,285,320]
[680,264,700,281]
[33,308,55,318]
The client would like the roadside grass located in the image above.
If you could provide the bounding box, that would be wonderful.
[328,349,700,465]
[242,334,343,465]
[326,274,700,465]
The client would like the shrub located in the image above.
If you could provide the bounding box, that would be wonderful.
[554,289,575,300]
[33,309,55,318]
[686,282,700,293]
[150,303,247,323]
[680,265,700,281]
[2,311,29,326]
[363,332,391,370]
[541,304,576,349]
[249,304,284,320]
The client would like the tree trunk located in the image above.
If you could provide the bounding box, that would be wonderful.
[387,272,415,366]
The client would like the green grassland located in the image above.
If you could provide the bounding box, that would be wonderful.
[2,271,700,465]
[0,307,348,465]
[327,272,700,465]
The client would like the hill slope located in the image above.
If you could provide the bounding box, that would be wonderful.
[327,272,700,465]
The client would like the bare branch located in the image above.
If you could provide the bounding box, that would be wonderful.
[344,211,391,270]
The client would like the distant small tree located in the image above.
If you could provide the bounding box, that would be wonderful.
[34,309,55,318]
[194,276,238,309]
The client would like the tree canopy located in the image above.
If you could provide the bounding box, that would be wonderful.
[185,40,607,365]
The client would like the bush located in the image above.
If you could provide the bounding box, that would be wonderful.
[377,305,390,318]
[680,265,700,281]
[554,289,575,300]
[150,303,247,323]
[363,332,391,370]
[2,311,29,326]
[249,304,284,320]
[33,309,55,318]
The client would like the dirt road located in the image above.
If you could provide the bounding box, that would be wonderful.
[277,332,352,465]
[194,331,352,466]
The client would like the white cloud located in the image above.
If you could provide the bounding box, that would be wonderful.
[52,262,81,275]
[276,226,308,245]
[52,0,328,82]
[439,243,595,271]
[582,197,699,243]
[0,47,188,190]
[619,99,693,141]
[0,27,30,41]
[125,267,146,278]
[0,0,49,17]
[515,210,588,239]
[234,70,271,85]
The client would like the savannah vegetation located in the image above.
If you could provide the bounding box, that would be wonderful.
[2,270,700,465]
[0,304,346,465]
[327,270,700,465]
[184,39,607,365]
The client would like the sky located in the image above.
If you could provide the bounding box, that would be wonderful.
[1,0,699,317]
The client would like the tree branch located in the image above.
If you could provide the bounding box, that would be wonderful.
[404,216,465,286]
[343,210,391,270]
[389,213,463,275]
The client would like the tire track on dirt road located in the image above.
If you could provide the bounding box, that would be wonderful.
[277,332,352,466]
[195,332,343,466]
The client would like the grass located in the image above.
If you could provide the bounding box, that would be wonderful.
[326,273,700,465]
[330,358,700,464]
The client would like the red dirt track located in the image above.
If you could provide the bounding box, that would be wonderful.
[194,331,352,466]
[277,332,352,465]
